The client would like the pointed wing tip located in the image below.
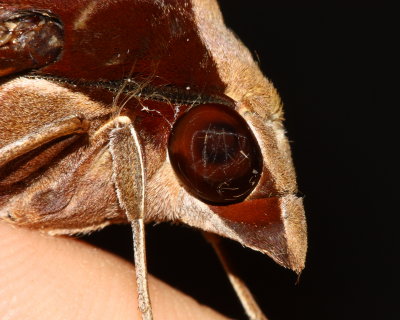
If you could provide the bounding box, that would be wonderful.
[258,194,307,274]
[281,194,308,273]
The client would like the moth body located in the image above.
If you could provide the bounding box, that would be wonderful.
[0,1,307,319]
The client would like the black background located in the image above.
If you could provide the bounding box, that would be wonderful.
[84,2,395,320]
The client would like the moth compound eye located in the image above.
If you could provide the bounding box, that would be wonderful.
[168,104,263,205]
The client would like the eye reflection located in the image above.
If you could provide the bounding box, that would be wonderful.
[168,103,263,205]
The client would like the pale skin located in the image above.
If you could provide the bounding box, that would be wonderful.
[0,222,229,320]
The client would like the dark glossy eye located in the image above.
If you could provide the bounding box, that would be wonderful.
[168,104,263,205]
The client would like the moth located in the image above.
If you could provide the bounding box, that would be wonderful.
[0,1,307,319]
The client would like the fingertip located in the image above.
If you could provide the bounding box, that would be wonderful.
[0,222,228,320]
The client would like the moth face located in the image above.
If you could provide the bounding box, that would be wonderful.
[143,0,307,272]
[0,0,306,272]
[147,99,306,273]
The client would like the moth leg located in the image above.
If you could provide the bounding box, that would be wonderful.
[204,233,268,320]
[108,116,152,320]
[0,114,89,168]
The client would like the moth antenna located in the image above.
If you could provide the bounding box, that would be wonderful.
[109,118,152,319]
[204,233,269,320]
[131,219,152,320]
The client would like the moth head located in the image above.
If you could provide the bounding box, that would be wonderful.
[154,0,308,273]
[162,99,306,273]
